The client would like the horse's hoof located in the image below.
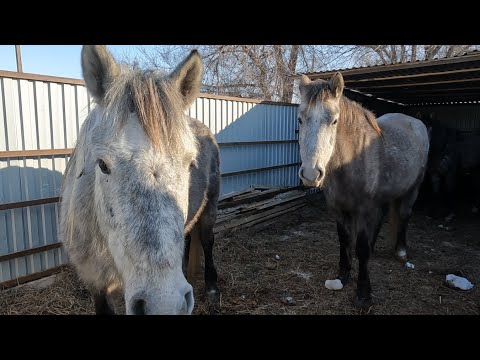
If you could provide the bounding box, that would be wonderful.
[206,288,221,315]
[395,249,408,263]
[338,276,350,286]
[354,296,372,309]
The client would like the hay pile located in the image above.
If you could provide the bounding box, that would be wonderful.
[1,197,479,315]
[0,268,94,315]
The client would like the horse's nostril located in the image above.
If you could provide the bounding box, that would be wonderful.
[317,168,324,180]
[132,299,146,315]
[299,168,305,179]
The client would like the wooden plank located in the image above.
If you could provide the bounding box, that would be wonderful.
[0,148,73,159]
[221,163,301,178]
[0,197,60,211]
[218,187,255,202]
[233,191,305,214]
[241,203,306,229]
[247,204,307,232]
[255,193,305,210]
[214,198,306,233]
[214,201,305,234]
[229,190,262,201]
[0,265,68,290]
[0,243,63,262]
[217,186,302,209]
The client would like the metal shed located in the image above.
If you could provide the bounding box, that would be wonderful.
[303,51,480,171]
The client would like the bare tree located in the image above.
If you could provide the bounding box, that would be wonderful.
[125,45,479,102]
[128,45,332,102]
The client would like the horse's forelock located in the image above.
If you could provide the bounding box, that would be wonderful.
[303,80,382,137]
[103,68,191,152]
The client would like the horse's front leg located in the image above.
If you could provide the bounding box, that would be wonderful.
[354,225,372,309]
[336,216,353,286]
[93,291,115,315]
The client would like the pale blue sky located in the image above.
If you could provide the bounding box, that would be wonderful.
[0,45,158,79]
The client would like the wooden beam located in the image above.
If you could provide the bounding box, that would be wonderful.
[352,77,480,90]
[305,53,480,80]
[0,148,73,159]
[0,243,62,262]
[346,67,480,84]
[360,86,480,95]
[0,265,68,290]
[218,186,302,209]
[0,197,60,211]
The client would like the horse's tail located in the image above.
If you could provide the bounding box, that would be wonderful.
[187,224,202,285]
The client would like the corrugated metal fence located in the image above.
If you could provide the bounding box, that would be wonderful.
[0,71,300,285]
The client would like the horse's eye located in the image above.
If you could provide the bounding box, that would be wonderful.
[331,119,338,126]
[98,160,111,175]
[298,117,303,125]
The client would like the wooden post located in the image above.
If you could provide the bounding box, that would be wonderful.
[15,45,23,73]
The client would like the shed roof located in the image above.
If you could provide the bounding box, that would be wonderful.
[303,50,480,106]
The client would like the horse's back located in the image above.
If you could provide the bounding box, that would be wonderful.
[185,117,220,232]
[376,113,430,196]
[378,113,429,157]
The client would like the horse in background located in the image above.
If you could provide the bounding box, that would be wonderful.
[297,73,429,308]
[423,114,459,221]
[59,46,220,315]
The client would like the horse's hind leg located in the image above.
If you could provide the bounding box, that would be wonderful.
[371,204,388,254]
[198,207,221,313]
[389,186,421,262]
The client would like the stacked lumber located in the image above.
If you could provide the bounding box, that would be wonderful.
[214,186,306,234]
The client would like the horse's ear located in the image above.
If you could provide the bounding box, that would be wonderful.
[81,45,120,103]
[300,74,311,86]
[169,50,203,108]
[299,74,311,95]
[329,72,344,98]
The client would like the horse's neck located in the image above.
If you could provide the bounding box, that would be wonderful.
[328,104,381,176]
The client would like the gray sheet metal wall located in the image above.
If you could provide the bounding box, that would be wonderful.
[0,73,299,283]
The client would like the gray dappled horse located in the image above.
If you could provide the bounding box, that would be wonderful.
[60,46,220,315]
[297,73,429,308]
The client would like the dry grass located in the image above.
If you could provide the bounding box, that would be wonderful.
[1,196,479,315]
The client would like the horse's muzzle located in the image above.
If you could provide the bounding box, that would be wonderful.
[127,283,194,315]
[299,166,324,188]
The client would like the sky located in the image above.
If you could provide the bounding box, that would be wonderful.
[0,45,159,79]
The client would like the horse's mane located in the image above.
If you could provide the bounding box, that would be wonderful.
[104,67,189,151]
[304,81,382,137]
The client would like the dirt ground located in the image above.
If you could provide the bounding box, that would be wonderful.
[1,194,479,315]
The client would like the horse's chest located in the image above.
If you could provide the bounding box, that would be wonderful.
[324,180,373,212]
